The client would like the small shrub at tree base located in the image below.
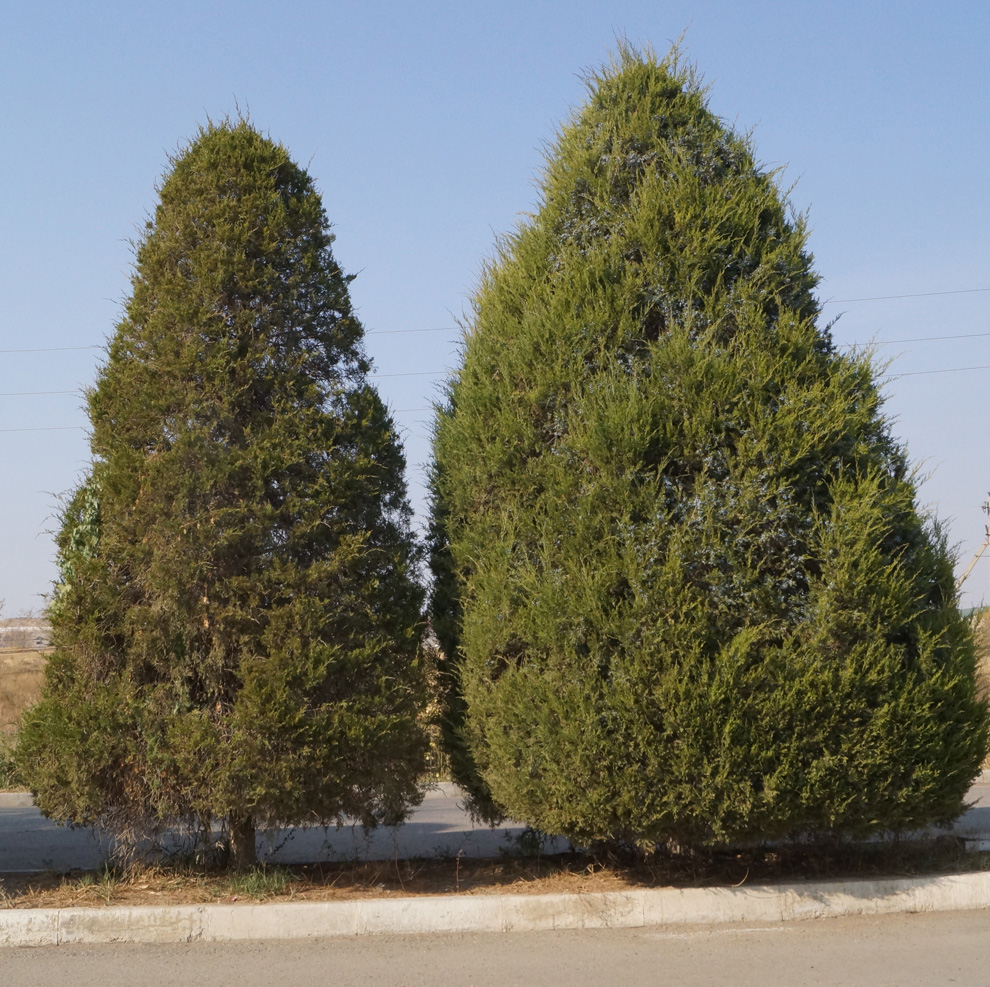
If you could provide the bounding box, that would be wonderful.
[16,120,427,868]
[429,45,989,849]
[0,733,22,791]
[227,864,297,899]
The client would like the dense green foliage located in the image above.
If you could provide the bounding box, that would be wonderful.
[430,48,988,847]
[17,121,426,866]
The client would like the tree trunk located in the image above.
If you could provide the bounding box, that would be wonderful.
[228,812,257,869]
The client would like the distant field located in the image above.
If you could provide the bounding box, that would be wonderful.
[0,649,47,735]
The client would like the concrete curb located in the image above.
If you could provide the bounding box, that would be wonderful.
[0,794,33,809]
[3,871,990,947]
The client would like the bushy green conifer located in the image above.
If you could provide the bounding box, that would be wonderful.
[430,47,988,847]
[17,121,426,867]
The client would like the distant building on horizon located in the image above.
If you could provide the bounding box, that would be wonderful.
[0,617,51,650]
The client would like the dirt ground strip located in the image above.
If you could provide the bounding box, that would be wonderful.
[2,838,987,911]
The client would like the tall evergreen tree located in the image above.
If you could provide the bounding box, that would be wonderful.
[17,121,426,867]
[430,47,988,847]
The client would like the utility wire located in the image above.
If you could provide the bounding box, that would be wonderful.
[0,404,436,433]
[887,363,990,379]
[5,286,990,352]
[6,356,990,401]
[0,425,85,433]
[5,306,990,406]
[5,325,990,360]
[1,329,455,354]
[7,333,990,394]
[824,287,990,304]
[841,330,990,346]
[5,355,990,432]
[0,370,450,397]
[0,389,80,397]
[4,352,989,432]
[374,370,451,378]
[3,320,989,358]
[366,327,457,335]
[0,345,102,354]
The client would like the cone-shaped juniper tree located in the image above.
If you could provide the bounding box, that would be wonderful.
[430,47,988,847]
[17,121,426,867]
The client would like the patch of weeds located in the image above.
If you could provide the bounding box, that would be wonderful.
[227,864,297,900]
[60,862,127,904]
[0,733,23,790]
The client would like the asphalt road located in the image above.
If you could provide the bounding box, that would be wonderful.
[1,781,987,873]
[5,910,990,986]
[0,784,559,872]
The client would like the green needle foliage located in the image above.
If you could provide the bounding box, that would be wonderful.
[16,121,427,867]
[430,46,988,848]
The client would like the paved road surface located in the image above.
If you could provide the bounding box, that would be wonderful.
[0,784,554,872]
[1,781,987,873]
[5,910,990,986]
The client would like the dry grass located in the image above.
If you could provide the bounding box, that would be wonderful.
[0,648,47,790]
[0,649,47,736]
[1,837,987,911]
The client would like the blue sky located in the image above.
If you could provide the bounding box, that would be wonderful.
[2,1,988,615]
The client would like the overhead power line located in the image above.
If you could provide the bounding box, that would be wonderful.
[0,372,448,397]
[4,285,990,353]
[0,345,102,354]
[824,287,990,304]
[0,404,436,434]
[366,327,457,335]
[5,324,990,396]
[888,363,990,379]
[375,370,451,378]
[3,314,988,357]
[0,389,79,397]
[1,329,456,355]
[5,325,989,360]
[854,330,990,345]
[4,351,990,434]
[5,355,990,403]
[0,425,85,433]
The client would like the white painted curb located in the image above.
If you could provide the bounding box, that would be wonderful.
[3,871,990,947]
